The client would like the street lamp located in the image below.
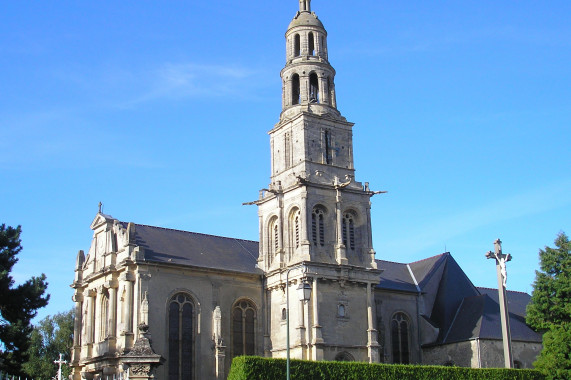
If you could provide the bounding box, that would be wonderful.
[286,270,312,380]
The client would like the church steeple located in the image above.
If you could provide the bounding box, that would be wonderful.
[256,1,378,272]
[281,0,338,120]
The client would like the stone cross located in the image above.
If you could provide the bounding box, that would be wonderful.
[485,238,514,368]
[54,353,67,380]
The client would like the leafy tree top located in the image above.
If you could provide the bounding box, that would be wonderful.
[0,224,50,375]
[526,232,571,330]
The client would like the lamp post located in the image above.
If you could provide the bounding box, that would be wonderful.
[286,269,312,380]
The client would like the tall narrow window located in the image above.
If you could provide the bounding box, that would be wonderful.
[294,212,300,248]
[309,73,319,103]
[391,312,410,364]
[284,132,291,168]
[308,32,315,55]
[324,130,332,164]
[294,34,301,57]
[232,300,257,357]
[342,212,355,250]
[292,74,300,105]
[274,224,279,252]
[168,293,194,380]
[311,207,325,247]
[99,293,109,341]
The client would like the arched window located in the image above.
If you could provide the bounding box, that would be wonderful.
[99,292,109,341]
[391,312,410,364]
[291,74,300,105]
[168,293,194,380]
[311,207,325,247]
[268,217,279,264]
[232,299,256,357]
[290,209,300,249]
[342,212,355,251]
[309,73,319,103]
[308,32,315,55]
[294,34,301,57]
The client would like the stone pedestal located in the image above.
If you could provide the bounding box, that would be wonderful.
[121,324,164,379]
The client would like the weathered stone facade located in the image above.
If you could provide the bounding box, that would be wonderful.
[70,1,541,379]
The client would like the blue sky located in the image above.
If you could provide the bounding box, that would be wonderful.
[1,0,570,322]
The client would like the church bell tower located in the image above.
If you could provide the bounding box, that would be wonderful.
[254,0,382,363]
[256,0,379,272]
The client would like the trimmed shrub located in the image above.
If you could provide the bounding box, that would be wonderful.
[227,356,545,380]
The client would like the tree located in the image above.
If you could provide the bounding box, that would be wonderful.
[526,232,571,379]
[23,310,73,380]
[0,224,50,375]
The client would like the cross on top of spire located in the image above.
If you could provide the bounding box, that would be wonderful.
[299,0,311,12]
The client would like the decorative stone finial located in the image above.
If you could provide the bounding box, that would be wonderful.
[299,0,311,12]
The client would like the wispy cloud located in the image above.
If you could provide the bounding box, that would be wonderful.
[121,63,258,107]
[383,179,571,255]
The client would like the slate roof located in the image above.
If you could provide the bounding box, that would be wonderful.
[443,291,542,344]
[375,259,417,293]
[376,253,541,345]
[126,223,262,275]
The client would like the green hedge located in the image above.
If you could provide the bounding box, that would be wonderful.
[228,356,545,380]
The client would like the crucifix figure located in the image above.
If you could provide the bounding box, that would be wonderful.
[54,353,67,380]
[485,238,514,368]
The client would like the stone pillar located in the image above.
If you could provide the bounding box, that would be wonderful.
[300,194,310,249]
[277,195,285,266]
[83,288,96,359]
[365,201,377,268]
[366,282,380,363]
[318,76,328,105]
[105,279,119,339]
[297,296,306,349]
[121,272,135,334]
[335,190,348,265]
[120,272,136,350]
[212,306,226,380]
[311,277,324,360]
[259,212,268,270]
[87,289,96,344]
[71,291,84,380]
[72,292,83,359]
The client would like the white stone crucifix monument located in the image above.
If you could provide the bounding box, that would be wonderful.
[54,353,67,380]
[485,238,514,368]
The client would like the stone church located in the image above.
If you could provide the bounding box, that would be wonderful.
[69,1,542,379]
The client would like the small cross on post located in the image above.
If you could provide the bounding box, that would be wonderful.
[54,353,67,380]
[485,238,514,368]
